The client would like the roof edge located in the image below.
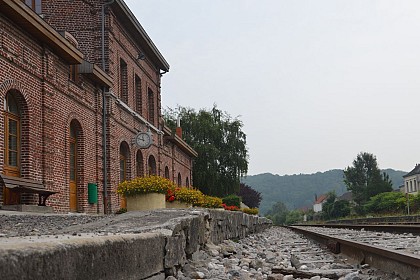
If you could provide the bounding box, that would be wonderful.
[0,0,83,64]
[114,0,169,71]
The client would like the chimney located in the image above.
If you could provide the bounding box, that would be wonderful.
[176,116,182,138]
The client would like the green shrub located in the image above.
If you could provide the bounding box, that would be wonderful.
[364,192,405,214]
[222,194,241,208]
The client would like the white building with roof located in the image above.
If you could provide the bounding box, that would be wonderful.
[403,164,420,194]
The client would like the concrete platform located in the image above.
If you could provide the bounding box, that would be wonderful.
[0,209,271,280]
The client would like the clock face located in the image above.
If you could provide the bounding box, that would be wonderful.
[135,132,152,148]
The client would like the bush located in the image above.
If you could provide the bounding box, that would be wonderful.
[222,204,240,211]
[222,194,241,208]
[198,195,223,208]
[364,192,406,215]
[329,200,351,219]
[117,176,175,196]
[285,210,303,225]
[237,183,262,208]
[242,208,259,215]
[173,187,204,205]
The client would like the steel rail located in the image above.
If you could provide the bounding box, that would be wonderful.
[295,223,420,235]
[288,226,420,279]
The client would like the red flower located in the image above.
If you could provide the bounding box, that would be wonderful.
[168,196,175,202]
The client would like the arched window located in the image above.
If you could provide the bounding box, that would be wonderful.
[148,155,157,175]
[186,177,190,187]
[4,92,21,177]
[120,142,130,183]
[136,150,144,177]
[177,173,182,186]
[164,166,170,179]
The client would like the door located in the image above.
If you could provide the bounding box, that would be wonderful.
[120,153,127,209]
[69,128,77,212]
[3,93,21,205]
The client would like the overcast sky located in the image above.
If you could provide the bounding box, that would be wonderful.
[125,0,420,176]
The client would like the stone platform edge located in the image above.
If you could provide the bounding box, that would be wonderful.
[0,209,272,280]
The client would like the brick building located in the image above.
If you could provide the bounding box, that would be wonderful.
[0,0,197,214]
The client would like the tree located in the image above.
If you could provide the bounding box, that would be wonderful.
[164,105,248,197]
[285,210,303,225]
[329,200,351,219]
[265,201,288,225]
[343,152,393,208]
[321,192,336,220]
[237,183,262,208]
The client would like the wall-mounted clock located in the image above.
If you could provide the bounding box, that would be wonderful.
[135,132,152,148]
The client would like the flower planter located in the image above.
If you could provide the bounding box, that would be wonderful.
[126,193,166,211]
[166,201,192,209]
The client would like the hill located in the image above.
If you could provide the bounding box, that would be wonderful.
[241,169,407,215]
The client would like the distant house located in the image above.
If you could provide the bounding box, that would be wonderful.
[403,164,420,194]
[336,192,353,202]
[313,194,328,213]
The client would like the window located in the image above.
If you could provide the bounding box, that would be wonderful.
[24,0,42,13]
[148,155,157,175]
[135,75,142,115]
[119,142,130,183]
[177,173,182,186]
[69,65,78,82]
[120,153,127,183]
[136,150,144,177]
[148,88,154,125]
[4,92,21,177]
[164,166,170,179]
[186,177,189,187]
[120,59,128,104]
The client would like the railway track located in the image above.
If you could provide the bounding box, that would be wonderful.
[288,225,420,279]
[297,223,420,235]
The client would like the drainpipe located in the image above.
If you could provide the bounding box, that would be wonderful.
[101,0,114,214]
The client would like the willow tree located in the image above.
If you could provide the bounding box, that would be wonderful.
[164,105,248,197]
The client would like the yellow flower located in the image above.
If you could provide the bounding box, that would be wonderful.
[117,175,175,196]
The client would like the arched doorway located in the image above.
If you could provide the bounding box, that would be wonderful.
[120,142,130,208]
[148,155,156,175]
[136,150,144,177]
[69,120,83,212]
[3,91,22,204]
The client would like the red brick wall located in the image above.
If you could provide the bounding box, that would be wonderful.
[0,13,104,213]
[1,1,195,214]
